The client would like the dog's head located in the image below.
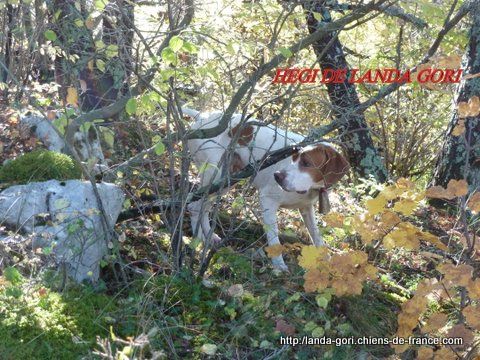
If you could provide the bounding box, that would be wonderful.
[274,143,350,193]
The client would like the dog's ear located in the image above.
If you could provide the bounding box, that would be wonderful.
[321,146,350,188]
[228,124,254,146]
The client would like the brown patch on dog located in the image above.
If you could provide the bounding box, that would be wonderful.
[298,144,350,188]
[230,152,246,173]
[228,124,254,146]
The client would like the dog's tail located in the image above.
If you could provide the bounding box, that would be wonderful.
[181,106,201,119]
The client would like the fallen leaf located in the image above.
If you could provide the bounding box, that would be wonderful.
[463,304,480,330]
[227,284,244,298]
[447,179,468,197]
[265,244,285,258]
[452,119,465,136]
[425,186,455,200]
[417,346,434,360]
[275,319,296,336]
[422,313,447,334]
[323,212,345,228]
[446,324,473,350]
[66,87,78,107]
[467,192,480,213]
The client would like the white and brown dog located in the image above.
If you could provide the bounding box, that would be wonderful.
[184,108,349,271]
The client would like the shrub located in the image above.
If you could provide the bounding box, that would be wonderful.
[0,150,82,184]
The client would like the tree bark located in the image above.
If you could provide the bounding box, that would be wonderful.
[303,0,388,183]
[432,4,480,193]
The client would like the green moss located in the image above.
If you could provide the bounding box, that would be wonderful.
[0,150,82,185]
[0,283,121,360]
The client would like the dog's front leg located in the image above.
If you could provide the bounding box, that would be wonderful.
[300,205,324,247]
[259,197,288,272]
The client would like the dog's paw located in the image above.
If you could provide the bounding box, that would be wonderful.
[271,256,289,273]
[210,233,222,244]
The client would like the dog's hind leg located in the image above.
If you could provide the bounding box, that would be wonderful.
[188,161,223,245]
[188,198,221,245]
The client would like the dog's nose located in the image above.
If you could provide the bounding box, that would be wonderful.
[274,171,286,185]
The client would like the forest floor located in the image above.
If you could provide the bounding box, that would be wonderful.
[0,107,478,359]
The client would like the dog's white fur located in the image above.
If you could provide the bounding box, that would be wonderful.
[185,108,348,271]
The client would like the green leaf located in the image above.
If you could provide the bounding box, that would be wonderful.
[313,12,323,21]
[161,48,176,65]
[226,42,236,55]
[95,40,105,49]
[96,59,106,72]
[154,141,165,155]
[278,47,292,58]
[101,128,115,148]
[94,0,107,11]
[125,98,137,115]
[200,344,217,355]
[304,321,317,332]
[80,121,92,133]
[106,44,118,58]
[4,267,23,285]
[44,30,57,41]
[311,326,325,337]
[182,41,198,54]
[315,295,329,308]
[169,36,184,53]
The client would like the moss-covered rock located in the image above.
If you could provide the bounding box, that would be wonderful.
[0,150,82,185]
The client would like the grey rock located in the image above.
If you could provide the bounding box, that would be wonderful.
[0,180,124,282]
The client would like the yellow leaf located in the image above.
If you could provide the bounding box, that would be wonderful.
[437,263,473,287]
[452,119,465,136]
[467,192,480,213]
[393,198,418,215]
[417,347,434,360]
[381,184,403,200]
[467,96,480,116]
[323,212,345,228]
[447,179,468,197]
[265,244,285,258]
[458,101,469,118]
[433,347,456,360]
[463,305,480,330]
[466,278,480,300]
[384,222,420,250]
[446,324,473,350]
[396,177,415,189]
[298,245,329,270]
[303,269,329,293]
[425,185,455,200]
[418,231,447,251]
[366,194,387,215]
[422,313,447,334]
[66,87,78,107]
[352,213,382,244]
[378,210,401,231]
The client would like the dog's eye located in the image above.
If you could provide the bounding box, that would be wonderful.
[300,158,310,167]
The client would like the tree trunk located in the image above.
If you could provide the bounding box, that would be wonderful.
[303,0,388,183]
[432,5,480,193]
[1,4,15,102]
